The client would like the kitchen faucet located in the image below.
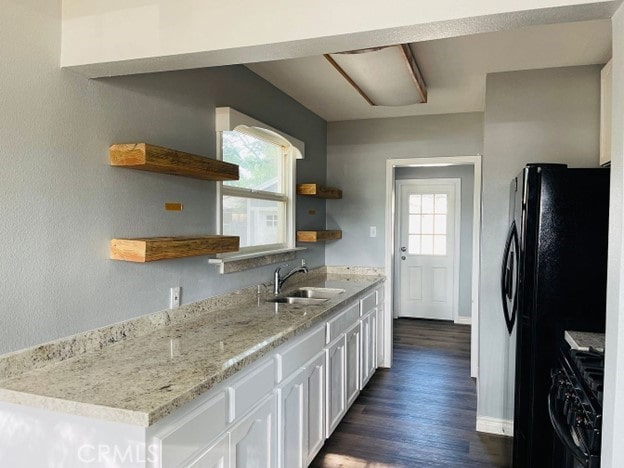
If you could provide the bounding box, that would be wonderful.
[273,264,309,295]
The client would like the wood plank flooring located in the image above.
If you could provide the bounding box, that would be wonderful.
[311,318,512,468]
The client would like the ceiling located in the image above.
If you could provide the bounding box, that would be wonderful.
[246,19,611,122]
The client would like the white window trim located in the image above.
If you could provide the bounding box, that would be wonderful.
[215,107,304,160]
[213,107,303,264]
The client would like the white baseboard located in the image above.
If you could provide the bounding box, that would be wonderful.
[454,316,472,325]
[476,416,513,437]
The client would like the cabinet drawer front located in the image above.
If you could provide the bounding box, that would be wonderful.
[278,325,326,381]
[360,290,377,317]
[230,359,276,421]
[158,391,228,468]
[326,303,359,344]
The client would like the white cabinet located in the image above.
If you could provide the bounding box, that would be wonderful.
[277,350,326,468]
[188,433,230,468]
[229,394,276,468]
[278,367,306,468]
[304,352,326,465]
[326,335,346,436]
[0,281,386,468]
[360,309,378,388]
[155,390,228,468]
[149,286,382,468]
[345,322,361,407]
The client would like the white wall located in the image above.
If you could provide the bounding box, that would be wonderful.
[480,66,601,423]
[602,4,624,466]
[0,1,327,355]
[395,165,474,318]
[326,112,484,268]
[61,0,616,77]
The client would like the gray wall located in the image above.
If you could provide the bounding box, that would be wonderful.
[0,1,326,354]
[325,112,484,267]
[480,66,601,423]
[395,165,474,317]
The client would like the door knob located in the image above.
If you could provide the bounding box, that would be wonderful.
[401,256,406,260]
[400,246,407,252]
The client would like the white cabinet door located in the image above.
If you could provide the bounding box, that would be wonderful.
[229,394,275,468]
[326,335,346,437]
[188,433,230,468]
[361,309,379,389]
[304,352,326,465]
[361,312,371,388]
[277,368,306,468]
[370,309,377,375]
[345,322,361,407]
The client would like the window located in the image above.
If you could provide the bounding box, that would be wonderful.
[408,193,448,255]
[216,107,304,257]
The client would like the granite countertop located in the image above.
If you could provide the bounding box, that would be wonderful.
[564,330,605,353]
[0,273,383,427]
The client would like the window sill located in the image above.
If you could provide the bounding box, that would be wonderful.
[208,247,306,274]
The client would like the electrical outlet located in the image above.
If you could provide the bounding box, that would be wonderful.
[301,258,306,266]
[370,226,377,237]
[170,287,181,308]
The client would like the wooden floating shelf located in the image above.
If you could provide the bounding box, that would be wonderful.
[297,184,342,199]
[297,230,342,243]
[109,143,239,181]
[110,236,239,263]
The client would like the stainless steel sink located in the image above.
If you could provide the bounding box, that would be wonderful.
[288,287,345,299]
[267,296,329,305]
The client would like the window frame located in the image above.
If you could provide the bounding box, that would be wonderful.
[214,107,304,259]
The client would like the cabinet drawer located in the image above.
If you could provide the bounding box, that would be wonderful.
[326,303,359,344]
[158,391,228,468]
[360,290,377,316]
[277,325,325,381]
[229,358,275,421]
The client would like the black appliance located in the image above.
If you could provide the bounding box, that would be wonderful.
[549,347,603,467]
[500,164,609,467]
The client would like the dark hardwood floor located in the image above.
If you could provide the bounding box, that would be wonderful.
[311,318,512,468]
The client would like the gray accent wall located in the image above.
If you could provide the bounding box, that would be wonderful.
[395,165,474,318]
[480,66,601,424]
[0,1,326,354]
[325,112,484,267]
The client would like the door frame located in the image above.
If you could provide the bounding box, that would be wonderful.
[395,178,462,323]
[383,156,482,379]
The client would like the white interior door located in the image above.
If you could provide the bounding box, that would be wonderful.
[396,179,460,320]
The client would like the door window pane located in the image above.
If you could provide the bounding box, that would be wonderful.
[405,191,449,256]
[421,194,434,213]
[434,214,447,235]
[409,215,421,233]
[409,194,422,213]
[421,215,434,234]
[434,194,447,214]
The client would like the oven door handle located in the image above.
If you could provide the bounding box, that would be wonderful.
[548,383,591,466]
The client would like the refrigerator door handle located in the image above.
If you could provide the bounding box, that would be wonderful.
[501,221,519,334]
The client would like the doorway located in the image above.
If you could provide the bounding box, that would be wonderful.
[383,156,482,379]
[396,178,461,321]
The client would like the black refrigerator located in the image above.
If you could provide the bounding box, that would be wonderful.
[500,164,609,467]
